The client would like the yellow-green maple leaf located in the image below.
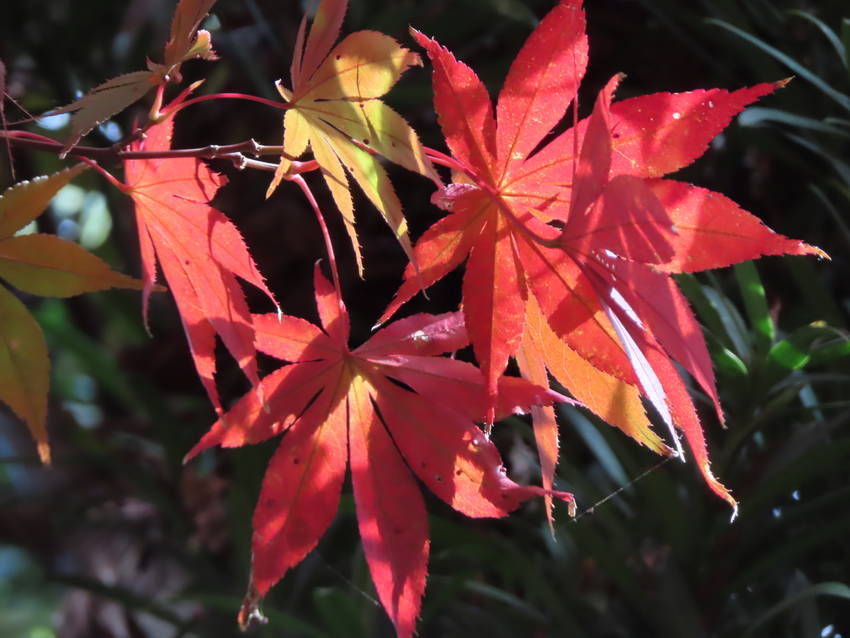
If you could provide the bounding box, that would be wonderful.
[0,165,144,463]
[268,0,439,275]
[47,0,218,155]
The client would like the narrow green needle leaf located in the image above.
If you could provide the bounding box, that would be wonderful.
[714,346,748,378]
[743,582,850,638]
[787,10,846,67]
[735,260,774,355]
[708,18,850,112]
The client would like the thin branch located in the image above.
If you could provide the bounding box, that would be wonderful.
[289,173,344,301]
[77,157,130,193]
[167,92,290,115]
[0,131,286,161]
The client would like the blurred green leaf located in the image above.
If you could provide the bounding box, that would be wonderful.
[735,261,774,355]
[714,344,749,377]
[707,18,850,111]
[787,10,847,67]
[470,0,538,27]
[704,274,752,361]
[738,107,850,138]
[676,274,734,350]
[761,323,850,389]
[742,582,850,638]
[560,406,629,488]
[808,184,850,251]
[786,132,850,185]
[313,588,368,638]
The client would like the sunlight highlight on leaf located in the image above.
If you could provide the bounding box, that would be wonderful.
[268,0,437,276]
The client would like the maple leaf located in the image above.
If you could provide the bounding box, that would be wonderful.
[153,0,219,83]
[185,264,574,638]
[46,0,218,156]
[49,71,162,157]
[379,0,826,511]
[123,105,277,415]
[267,0,439,275]
[516,293,671,529]
[0,164,144,463]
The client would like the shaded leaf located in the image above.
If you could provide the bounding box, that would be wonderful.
[0,164,88,238]
[49,71,158,156]
[0,163,140,463]
[0,284,49,463]
[0,234,142,296]
[46,0,219,154]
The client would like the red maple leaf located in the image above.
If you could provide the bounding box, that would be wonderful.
[123,104,277,414]
[185,264,575,637]
[378,0,826,512]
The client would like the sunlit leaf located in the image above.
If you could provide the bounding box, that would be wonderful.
[189,266,572,637]
[268,0,438,276]
[123,100,277,414]
[382,0,824,511]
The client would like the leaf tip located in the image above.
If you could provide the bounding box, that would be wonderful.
[237,582,268,632]
[37,440,51,465]
[809,244,830,261]
[408,26,430,50]
[701,460,737,515]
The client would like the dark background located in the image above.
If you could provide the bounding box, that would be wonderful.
[1,1,849,636]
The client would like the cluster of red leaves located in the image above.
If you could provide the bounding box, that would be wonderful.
[112,6,578,634]
[175,1,823,633]
[380,1,826,523]
[0,0,829,636]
